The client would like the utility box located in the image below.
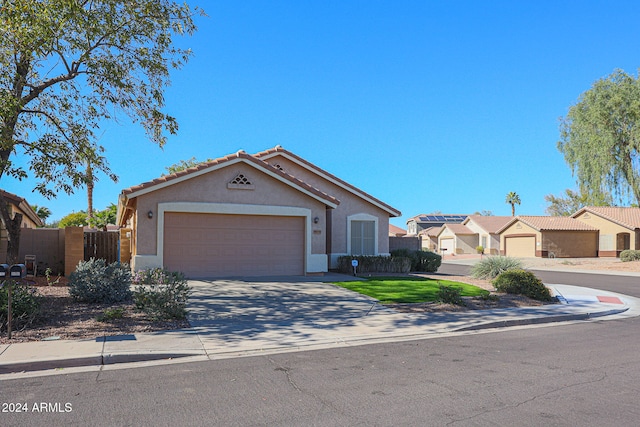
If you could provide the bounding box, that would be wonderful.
[9,264,26,279]
[0,264,9,278]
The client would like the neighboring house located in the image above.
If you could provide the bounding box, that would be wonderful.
[497,216,598,258]
[389,224,407,237]
[437,224,477,255]
[462,215,512,255]
[406,214,468,235]
[117,146,401,278]
[572,207,640,257]
[0,189,44,261]
[419,226,442,251]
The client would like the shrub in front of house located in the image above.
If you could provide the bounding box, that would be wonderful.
[492,269,553,302]
[436,284,465,306]
[470,255,523,279]
[68,258,133,303]
[620,250,640,262]
[0,281,41,332]
[337,256,411,274]
[476,245,484,254]
[132,268,192,320]
[389,249,442,272]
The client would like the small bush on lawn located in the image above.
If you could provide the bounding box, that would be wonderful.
[436,284,465,306]
[620,250,640,262]
[492,270,553,302]
[0,281,41,332]
[68,258,132,303]
[389,249,442,272]
[471,256,523,279]
[132,268,191,321]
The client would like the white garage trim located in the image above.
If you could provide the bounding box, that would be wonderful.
[131,202,327,274]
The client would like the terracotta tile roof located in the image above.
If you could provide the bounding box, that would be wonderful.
[500,216,598,232]
[573,207,640,230]
[419,226,442,237]
[120,150,339,207]
[389,224,407,236]
[254,146,401,217]
[464,215,513,233]
[443,223,475,234]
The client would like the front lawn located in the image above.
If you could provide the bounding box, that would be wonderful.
[332,276,489,304]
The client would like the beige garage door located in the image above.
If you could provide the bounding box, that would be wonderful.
[505,236,535,257]
[164,213,305,278]
[440,238,454,254]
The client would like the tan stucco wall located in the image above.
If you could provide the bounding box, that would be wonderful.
[263,156,392,261]
[574,211,638,252]
[541,231,598,258]
[133,162,328,258]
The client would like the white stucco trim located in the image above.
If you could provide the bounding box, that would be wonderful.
[346,213,379,256]
[133,202,327,274]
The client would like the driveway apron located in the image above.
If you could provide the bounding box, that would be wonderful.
[186,275,422,355]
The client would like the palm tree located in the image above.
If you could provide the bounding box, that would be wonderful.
[505,192,521,216]
[31,205,52,225]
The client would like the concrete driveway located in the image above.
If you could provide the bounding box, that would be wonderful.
[186,274,429,356]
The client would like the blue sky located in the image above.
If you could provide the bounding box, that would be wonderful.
[4,1,640,228]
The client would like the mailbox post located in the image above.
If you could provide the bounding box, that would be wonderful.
[6,264,27,340]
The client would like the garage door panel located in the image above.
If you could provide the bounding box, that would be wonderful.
[506,236,535,257]
[164,212,305,278]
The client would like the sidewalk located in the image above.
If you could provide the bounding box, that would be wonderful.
[2,280,637,377]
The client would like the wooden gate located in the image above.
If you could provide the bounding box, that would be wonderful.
[84,231,119,264]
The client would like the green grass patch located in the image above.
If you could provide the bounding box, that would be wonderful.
[332,276,489,304]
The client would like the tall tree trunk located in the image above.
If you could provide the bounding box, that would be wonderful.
[0,197,22,265]
[86,163,94,223]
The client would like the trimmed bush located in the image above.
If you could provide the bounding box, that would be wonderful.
[470,256,523,279]
[337,256,411,274]
[132,268,191,320]
[492,270,553,302]
[68,258,132,303]
[476,246,485,254]
[436,284,465,306]
[620,250,640,262]
[389,249,442,272]
[0,281,41,332]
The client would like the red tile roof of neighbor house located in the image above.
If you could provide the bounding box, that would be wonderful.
[499,216,598,233]
[389,224,407,236]
[0,189,43,227]
[120,150,340,207]
[573,207,640,230]
[254,146,401,217]
[443,223,475,234]
[419,226,442,237]
[464,215,513,233]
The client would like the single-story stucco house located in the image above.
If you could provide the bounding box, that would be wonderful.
[419,226,442,251]
[497,216,598,258]
[461,215,512,255]
[116,146,401,278]
[571,207,640,257]
[437,223,477,255]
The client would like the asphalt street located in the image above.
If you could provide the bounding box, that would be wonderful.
[2,317,640,426]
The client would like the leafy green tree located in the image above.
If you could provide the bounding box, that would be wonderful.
[0,1,202,264]
[505,192,521,216]
[558,69,640,205]
[164,157,213,175]
[58,211,89,228]
[89,203,117,230]
[544,188,612,216]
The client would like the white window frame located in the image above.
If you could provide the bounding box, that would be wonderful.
[347,213,378,256]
